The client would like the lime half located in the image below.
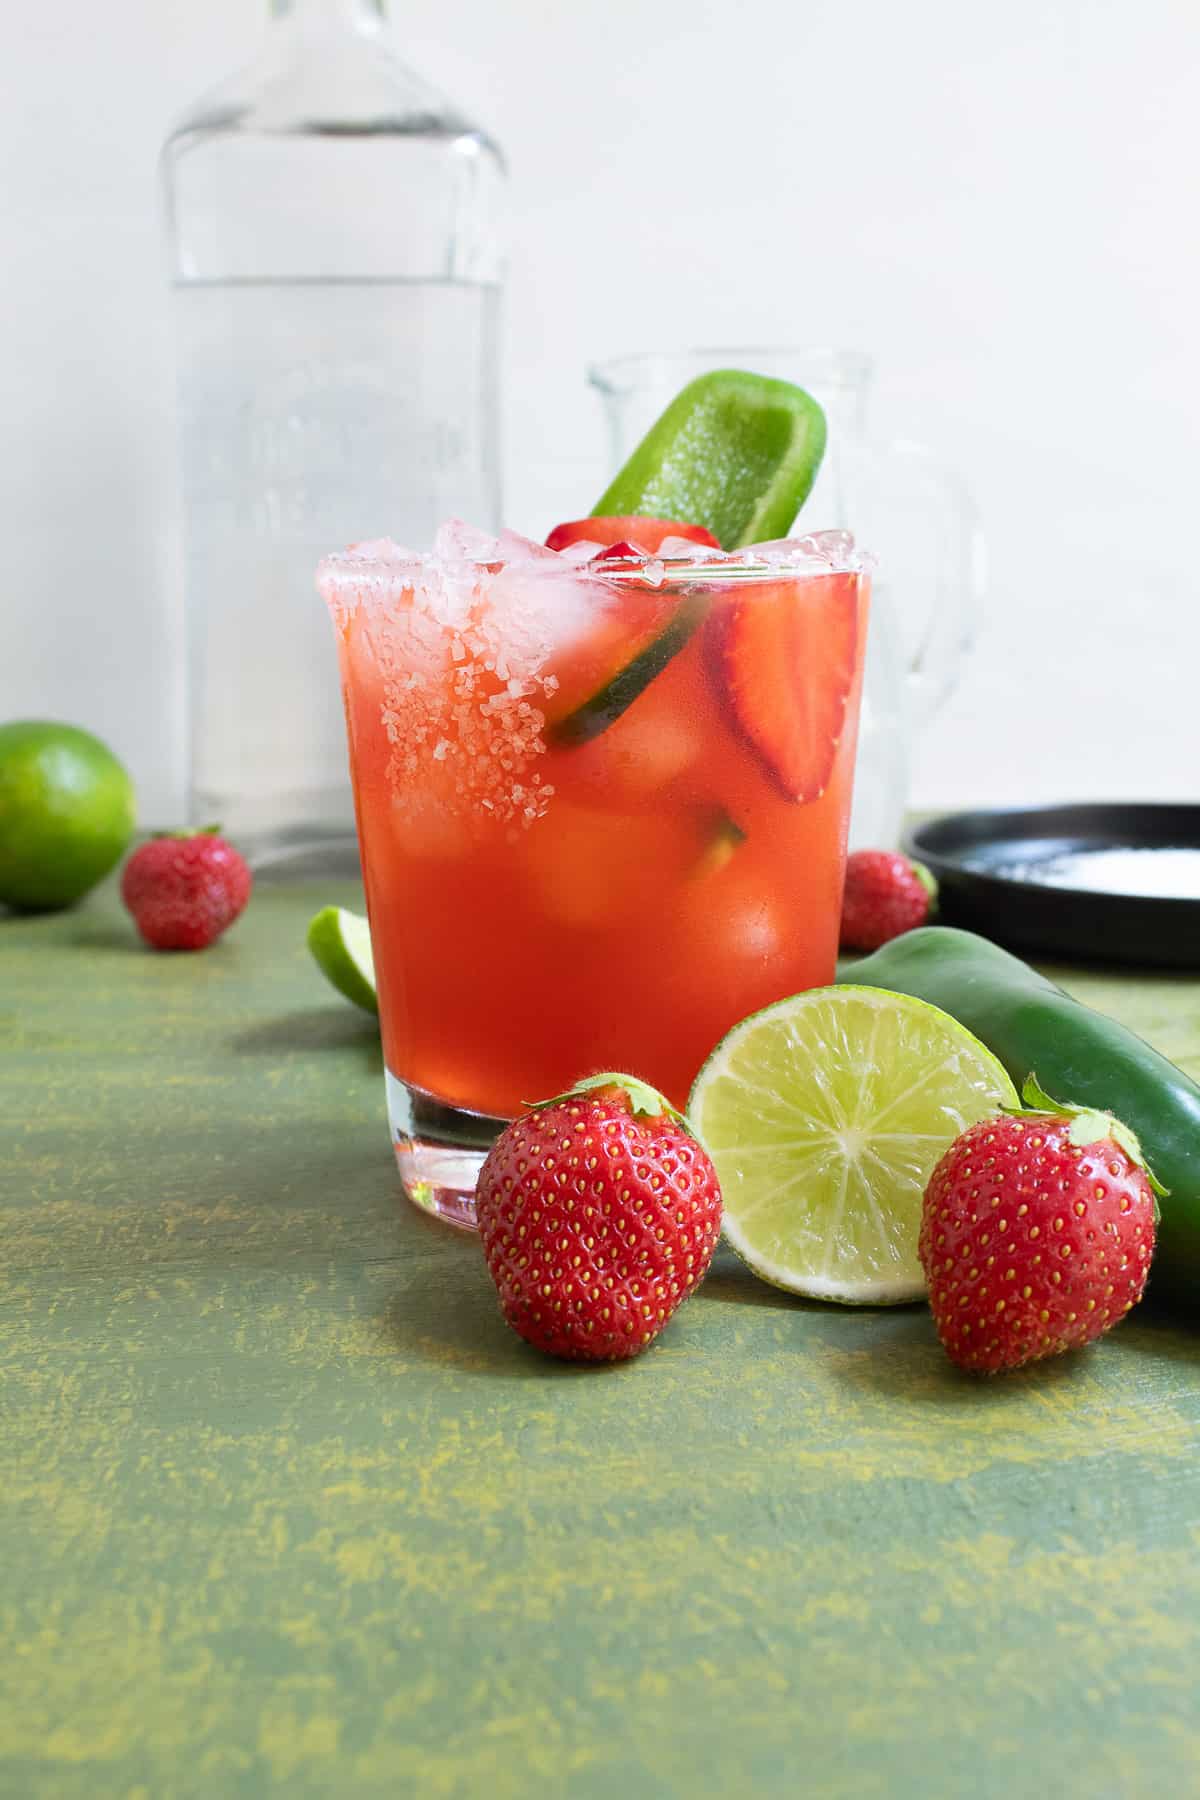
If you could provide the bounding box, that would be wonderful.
[689,986,1018,1304]
[592,370,827,550]
[307,906,378,1015]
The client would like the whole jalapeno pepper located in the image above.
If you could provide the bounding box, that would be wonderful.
[843,926,1200,1306]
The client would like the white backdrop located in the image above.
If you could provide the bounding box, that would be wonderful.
[4,0,1198,826]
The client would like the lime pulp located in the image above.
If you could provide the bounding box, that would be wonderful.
[688,985,1019,1304]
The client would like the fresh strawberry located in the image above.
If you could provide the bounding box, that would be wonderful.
[475,1072,723,1361]
[591,540,650,563]
[840,850,937,951]
[920,1076,1160,1374]
[545,516,720,555]
[705,572,859,803]
[121,826,252,951]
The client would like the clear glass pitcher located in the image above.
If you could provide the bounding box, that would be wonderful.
[588,348,982,849]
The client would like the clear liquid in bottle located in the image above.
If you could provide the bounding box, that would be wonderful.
[161,0,505,867]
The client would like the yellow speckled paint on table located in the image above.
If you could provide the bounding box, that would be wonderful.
[2,878,1199,1799]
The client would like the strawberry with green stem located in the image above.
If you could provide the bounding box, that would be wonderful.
[920,1075,1161,1373]
[476,1073,723,1362]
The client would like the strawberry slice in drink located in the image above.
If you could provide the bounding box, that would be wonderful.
[706,574,860,803]
[545,516,720,555]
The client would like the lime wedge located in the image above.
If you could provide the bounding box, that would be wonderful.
[689,986,1018,1303]
[592,370,827,550]
[307,905,378,1015]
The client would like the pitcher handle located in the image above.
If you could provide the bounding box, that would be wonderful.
[865,437,985,719]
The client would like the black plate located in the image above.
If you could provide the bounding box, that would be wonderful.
[903,804,1200,969]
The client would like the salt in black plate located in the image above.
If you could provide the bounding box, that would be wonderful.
[903,803,1200,969]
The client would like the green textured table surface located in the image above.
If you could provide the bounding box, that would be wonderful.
[3,878,1200,1799]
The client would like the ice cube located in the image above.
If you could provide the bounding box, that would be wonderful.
[493,527,560,565]
[655,536,728,561]
[432,518,499,565]
[747,530,870,571]
[484,560,598,667]
[555,538,608,564]
[344,536,416,563]
[522,804,699,930]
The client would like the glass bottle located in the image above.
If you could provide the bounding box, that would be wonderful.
[161,0,505,867]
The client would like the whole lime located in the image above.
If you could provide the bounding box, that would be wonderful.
[0,721,137,912]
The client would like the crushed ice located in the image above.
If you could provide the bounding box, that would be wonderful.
[314,519,873,835]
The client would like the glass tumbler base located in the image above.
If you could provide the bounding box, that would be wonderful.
[386,1068,508,1231]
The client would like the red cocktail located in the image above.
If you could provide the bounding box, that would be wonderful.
[319,522,870,1224]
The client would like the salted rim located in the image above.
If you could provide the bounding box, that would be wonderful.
[316,527,874,598]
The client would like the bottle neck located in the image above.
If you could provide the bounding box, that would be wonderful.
[270,0,385,32]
